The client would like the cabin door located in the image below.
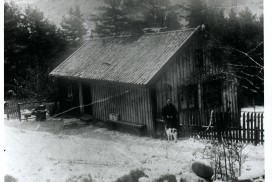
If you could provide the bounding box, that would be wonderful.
[82,84,92,115]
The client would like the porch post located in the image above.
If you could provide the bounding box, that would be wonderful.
[78,82,84,115]
[149,87,157,136]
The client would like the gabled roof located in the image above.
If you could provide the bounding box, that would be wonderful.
[50,27,199,85]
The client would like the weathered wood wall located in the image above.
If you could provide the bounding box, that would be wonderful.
[58,78,80,115]
[155,39,238,126]
[58,78,155,134]
[90,83,155,134]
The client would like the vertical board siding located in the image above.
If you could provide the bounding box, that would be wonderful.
[90,83,154,134]
[155,41,238,127]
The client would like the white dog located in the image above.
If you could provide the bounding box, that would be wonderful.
[165,126,177,143]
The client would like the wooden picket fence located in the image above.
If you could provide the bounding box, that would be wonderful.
[5,101,264,145]
[179,111,264,145]
[4,101,19,119]
[4,100,58,121]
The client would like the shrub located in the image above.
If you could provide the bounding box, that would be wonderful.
[193,139,248,181]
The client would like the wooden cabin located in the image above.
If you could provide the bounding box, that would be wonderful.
[50,27,238,136]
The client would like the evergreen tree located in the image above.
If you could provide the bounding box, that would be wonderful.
[61,5,88,45]
[185,1,264,106]
[4,2,28,82]
[186,0,208,28]
[91,0,129,37]
[23,6,67,69]
[140,0,181,32]
[91,0,181,37]
[4,2,68,100]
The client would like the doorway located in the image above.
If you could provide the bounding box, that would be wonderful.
[82,84,92,115]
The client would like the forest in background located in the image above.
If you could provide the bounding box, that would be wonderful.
[4,0,263,108]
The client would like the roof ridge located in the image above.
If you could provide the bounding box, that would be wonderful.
[87,27,199,41]
[88,34,136,41]
[143,27,199,35]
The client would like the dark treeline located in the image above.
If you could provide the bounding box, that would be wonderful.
[4,2,87,100]
[91,0,182,36]
[4,0,263,107]
[91,0,263,107]
[185,0,263,107]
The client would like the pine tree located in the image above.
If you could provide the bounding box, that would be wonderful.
[91,0,129,37]
[4,2,68,100]
[91,0,181,37]
[186,0,208,28]
[185,1,264,106]
[61,5,87,45]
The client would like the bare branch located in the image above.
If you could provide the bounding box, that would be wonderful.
[221,71,255,86]
[247,42,263,55]
[226,63,260,69]
[224,46,262,68]
[256,74,264,81]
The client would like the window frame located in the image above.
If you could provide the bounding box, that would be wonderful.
[178,84,199,111]
[202,79,222,109]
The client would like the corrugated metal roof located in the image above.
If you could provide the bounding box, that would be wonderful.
[50,28,199,85]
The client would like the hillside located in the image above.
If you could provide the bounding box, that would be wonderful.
[5,0,263,31]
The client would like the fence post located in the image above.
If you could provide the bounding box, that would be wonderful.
[246,113,250,143]
[5,102,10,120]
[213,111,216,140]
[242,113,246,143]
[250,112,254,143]
[261,113,264,144]
[235,112,239,143]
[254,127,260,146]
[17,103,21,121]
[254,113,257,145]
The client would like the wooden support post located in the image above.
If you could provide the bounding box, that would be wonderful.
[78,82,84,115]
[149,87,157,137]
[17,103,21,121]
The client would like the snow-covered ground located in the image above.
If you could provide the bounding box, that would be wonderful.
[3,118,264,182]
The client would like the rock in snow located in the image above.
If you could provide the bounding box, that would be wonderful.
[180,172,210,182]
[192,161,214,180]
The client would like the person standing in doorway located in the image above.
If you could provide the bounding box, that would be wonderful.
[162,98,179,130]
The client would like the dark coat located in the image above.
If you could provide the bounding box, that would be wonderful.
[162,103,178,129]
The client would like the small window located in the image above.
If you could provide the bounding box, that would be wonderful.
[203,80,222,108]
[178,84,198,110]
